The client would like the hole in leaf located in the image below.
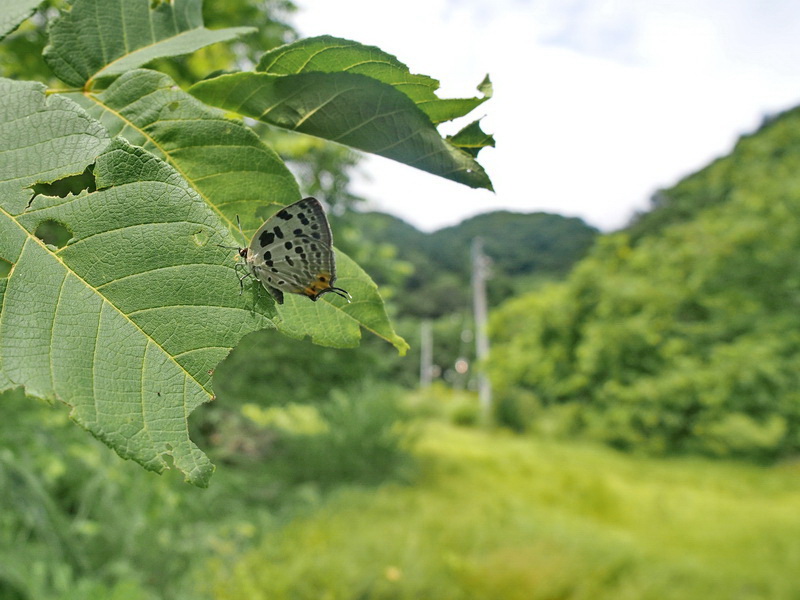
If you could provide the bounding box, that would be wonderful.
[192,229,210,247]
[34,220,73,249]
[0,258,12,279]
[30,164,96,200]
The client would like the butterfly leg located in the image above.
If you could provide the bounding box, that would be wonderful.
[234,262,253,295]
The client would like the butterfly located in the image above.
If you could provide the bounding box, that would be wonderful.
[232,197,350,304]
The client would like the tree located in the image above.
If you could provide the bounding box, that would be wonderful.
[488,106,800,458]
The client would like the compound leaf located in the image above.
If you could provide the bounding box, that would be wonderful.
[1,78,277,486]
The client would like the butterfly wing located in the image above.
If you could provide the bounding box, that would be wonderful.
[246,197,343,303]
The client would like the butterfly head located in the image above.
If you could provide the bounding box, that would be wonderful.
[238,247,248,259]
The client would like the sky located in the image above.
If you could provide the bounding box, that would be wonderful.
[292,0,800,232]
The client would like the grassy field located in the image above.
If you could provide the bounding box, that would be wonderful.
[206,422,800,599]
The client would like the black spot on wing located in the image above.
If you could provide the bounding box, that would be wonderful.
[276,209,293,220]
[284,241,293,250]
[259,230,274,247]
[273,226,284,239]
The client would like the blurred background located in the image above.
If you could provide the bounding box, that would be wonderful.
[3,1,800,598]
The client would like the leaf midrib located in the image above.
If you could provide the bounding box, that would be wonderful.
[82,90,245,245]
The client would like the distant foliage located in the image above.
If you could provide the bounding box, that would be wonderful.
[348,210,598,318]
[274,383,415,489]
[627,107,800,239]
[489,106,800,459]
[430,211,598,277]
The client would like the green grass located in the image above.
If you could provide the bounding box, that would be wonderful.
[205,422,800,599]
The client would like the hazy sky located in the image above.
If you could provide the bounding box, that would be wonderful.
[293,0,800,231]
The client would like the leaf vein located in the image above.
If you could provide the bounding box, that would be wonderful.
[0,204,211,402]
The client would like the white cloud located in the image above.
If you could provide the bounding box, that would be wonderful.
[292,0,800,231]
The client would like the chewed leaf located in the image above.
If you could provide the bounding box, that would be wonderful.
[190,71,493,190]
[74,68,300,237]
[0,78,109,215]
[1,78,280,486]
[448,119,496,158]
[43,0,255,87]
[257,36,492,125]
[71,69,405,351]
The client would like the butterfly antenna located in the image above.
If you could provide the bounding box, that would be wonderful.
[216,216,247,251]
[236,214,246,241]
[220,216,247,250]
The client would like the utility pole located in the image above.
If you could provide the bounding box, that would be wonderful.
[419,320,433,388]
[471,237,492,422]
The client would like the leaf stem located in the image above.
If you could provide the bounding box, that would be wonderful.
[46,87,83,95]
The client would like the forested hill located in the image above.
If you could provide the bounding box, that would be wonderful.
[488,103,800,458]
[341,210,598,317]
[627,106,800,239]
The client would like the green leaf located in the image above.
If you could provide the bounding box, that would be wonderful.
[275,251,410,355]
[43,0,255,87]
[1,78,279,486]
[70,68,406,351]
[0,0,42,41]
[0,79,110,215]
[448,119,496,158]
[73,68,299,236]
[190,71,494,190]
[257,35,492,125]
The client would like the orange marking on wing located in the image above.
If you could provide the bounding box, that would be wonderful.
[301,272,335,298]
